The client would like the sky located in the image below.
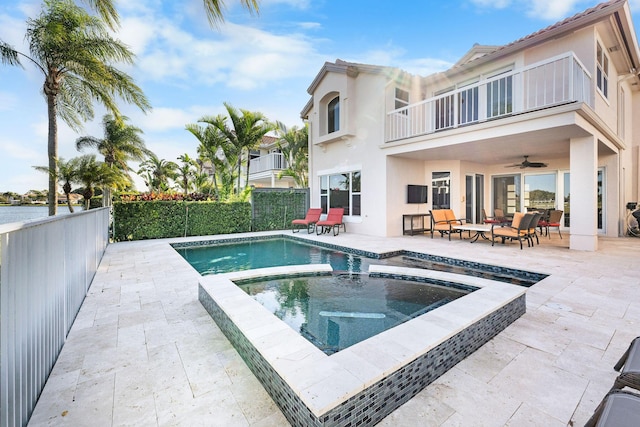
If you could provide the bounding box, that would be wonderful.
[2,0,640,194]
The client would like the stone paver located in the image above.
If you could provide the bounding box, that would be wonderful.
[27,231,640,426]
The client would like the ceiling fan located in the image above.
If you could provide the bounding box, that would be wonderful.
[506,155,548,169]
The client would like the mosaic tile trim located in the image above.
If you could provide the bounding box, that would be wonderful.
[401,251,547,285]
[199,284,525,427]
[369,271,480,293]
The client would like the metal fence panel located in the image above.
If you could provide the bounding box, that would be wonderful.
[0,208,109,427]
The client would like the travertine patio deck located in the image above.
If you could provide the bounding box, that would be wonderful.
[27,230,640,426]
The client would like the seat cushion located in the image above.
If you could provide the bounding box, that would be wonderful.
[511,212,525,228]
[431,210,448,223]
[444,210,457,222]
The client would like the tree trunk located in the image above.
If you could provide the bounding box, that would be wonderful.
[46,92,58,216]
[236,155,242,195]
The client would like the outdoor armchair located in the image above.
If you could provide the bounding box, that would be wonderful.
[430,209,466,241]
[611,336,640,392]
[490,212,534,250]
[585,389,640,427]
[538,209,563,239]
[292,208,323,234]
[316,208,346,236]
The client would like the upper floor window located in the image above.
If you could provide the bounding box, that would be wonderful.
[328,96,340,133]
[597,42,609,98]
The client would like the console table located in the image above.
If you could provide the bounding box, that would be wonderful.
[403,213,431,235]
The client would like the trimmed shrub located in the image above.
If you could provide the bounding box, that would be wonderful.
[113,200,251,241]
[252,188,309,231]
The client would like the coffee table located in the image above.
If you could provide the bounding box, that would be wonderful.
[452,223,492,243]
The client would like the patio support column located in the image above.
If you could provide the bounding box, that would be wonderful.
[569,135,598,251]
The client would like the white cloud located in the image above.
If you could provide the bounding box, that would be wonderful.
[0,140,40,161]
[401,58,455,76]
[115,9,321,91]
[469,0,511,9]
[525,0,584,20]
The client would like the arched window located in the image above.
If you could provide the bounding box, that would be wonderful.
[328,96,340,133]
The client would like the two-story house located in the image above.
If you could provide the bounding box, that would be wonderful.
[302,0,640,251]
[245,135,296,188]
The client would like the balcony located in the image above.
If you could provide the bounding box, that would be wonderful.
[386,52,593,142]
[249,152,288,175]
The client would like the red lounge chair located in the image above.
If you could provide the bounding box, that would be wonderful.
[291,208,323,233]
[316,208,346,236]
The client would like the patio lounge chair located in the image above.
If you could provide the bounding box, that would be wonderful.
[430,209,466,240]
[292,208,323,233]
[611,336,640,392]
[585,389,640,427]
[490,212,534,250]
[316,208,346,236]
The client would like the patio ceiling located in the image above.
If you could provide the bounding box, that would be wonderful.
[385,107,617,167]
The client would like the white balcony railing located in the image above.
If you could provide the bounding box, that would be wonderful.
[386,52,593,142]
[249,152,288,174]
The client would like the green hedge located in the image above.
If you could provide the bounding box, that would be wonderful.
[113,201,251,241]
[252,188,309,231]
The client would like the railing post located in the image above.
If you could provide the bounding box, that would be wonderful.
[569,55,575,102]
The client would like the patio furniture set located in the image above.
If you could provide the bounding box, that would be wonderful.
[429,208,564,249]
[291,207,346,236]
[290,207,563,246]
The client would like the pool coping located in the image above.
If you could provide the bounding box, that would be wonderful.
[199,263,526,422]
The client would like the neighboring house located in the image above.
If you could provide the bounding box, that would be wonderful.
[245,135,296,188]
[302,0,640,251]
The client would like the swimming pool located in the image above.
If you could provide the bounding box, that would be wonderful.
[236,272,475,354]
[191,234,531,426]
[174,236,546,286]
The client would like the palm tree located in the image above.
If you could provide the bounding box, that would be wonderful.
[33,157,80,213]
[275,121,309,188]
[74,154,123,210]
[73,0,259,29]
[187,118,236,199]
[137,154,178,192]
[176,154,197,195]
[0,0,151,216]
[76,114,150,205]
[206,103,272,194]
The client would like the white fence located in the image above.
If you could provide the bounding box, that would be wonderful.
[0,208,110,427]
[387,52,593,141]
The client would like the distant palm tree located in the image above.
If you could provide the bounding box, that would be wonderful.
[74,154,123,210]
[275,121,309,188]
[76,114,150,205]
[33,157,80,213]
[207,103,272,194]
[176,154,197,195]
[137,154,178,192]
[0,0,151,215]
[187,118,236,199]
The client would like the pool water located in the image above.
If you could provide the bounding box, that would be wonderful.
[175,237,543,286]
[236,273,474,354]
[175,238,368,274]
